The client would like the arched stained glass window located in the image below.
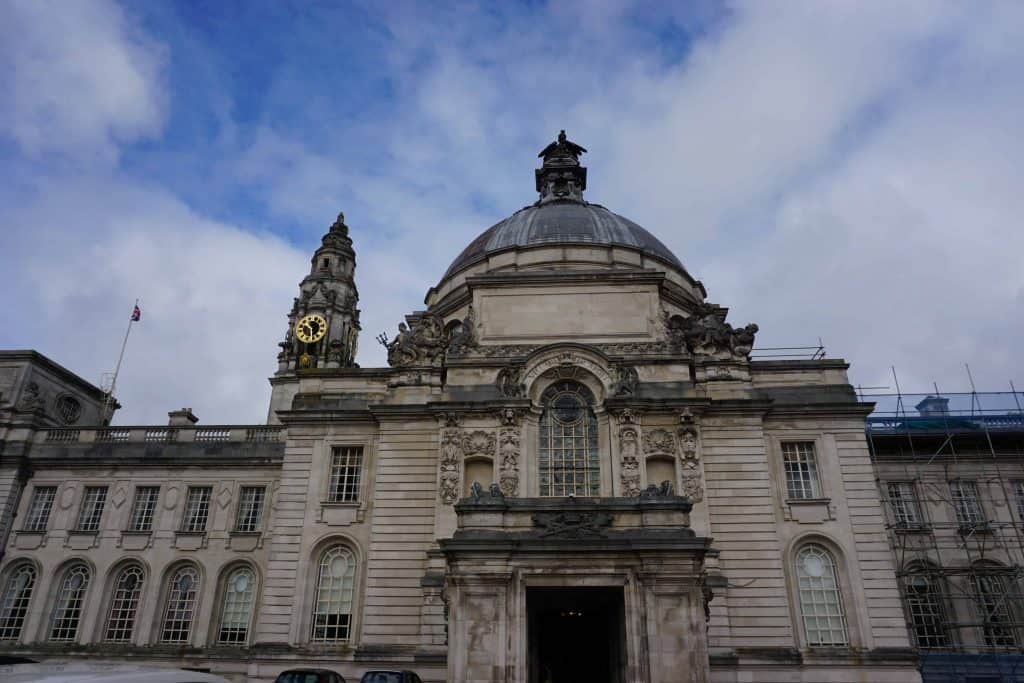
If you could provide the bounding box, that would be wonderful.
[795,545,848,647]
[49,564,90,642]
[539,381,599,496]
[161,566,199,643]
[218,567,256,644]
[104,564,144,642]
[972,569,1019,648]
[902,570,950,649]
[0,564,36,641]
[311,546,356,643]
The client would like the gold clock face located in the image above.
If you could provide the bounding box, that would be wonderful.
[295,314,327,343]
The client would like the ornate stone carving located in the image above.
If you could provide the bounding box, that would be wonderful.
[462,430,496,459]
[612,365,639,396]
[497,407,522,427]
[522,350,614,390]
[678,409,703,503]
[16,382,44,413]
[615,408,639,425]
[498,426,520,497]
[643,428,677,456]
[462,341,676,358]
[439,427,463,505]
[619,426,641,497]
[469,481,505,504]
[496,365,525,398]
[446,306,478,355]
[532,510,613,538]
[641,480,676,498]
[381,313,446,367]
[676,303,759,360]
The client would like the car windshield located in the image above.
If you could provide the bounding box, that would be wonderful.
[361,674,402,683]
[276,674,322,683]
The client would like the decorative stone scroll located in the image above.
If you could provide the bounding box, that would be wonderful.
[532,510,613,538]
[678,409,704,502]
[462,430,496,459]
[521,350,614,393]
[619,425,641,497]
[642,428,677,457]
[438,413,463,505]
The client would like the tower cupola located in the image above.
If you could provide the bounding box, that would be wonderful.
[277,212,361,372]
[535,130,588,203]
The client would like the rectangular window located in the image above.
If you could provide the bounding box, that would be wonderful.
[782,441,822,500]
[180,486,212,532]
[1014,481,1024,523]
[950,480,985,526]
[887,481,923,527]
[328,447,363,503]
[127,486,159,532]
[75,487,107,531]
[234,486,265,532]
[23,486,57,532]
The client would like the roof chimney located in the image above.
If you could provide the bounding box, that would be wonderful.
[168,407,199,426]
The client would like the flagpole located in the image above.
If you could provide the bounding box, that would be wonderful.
[102,298,139,424]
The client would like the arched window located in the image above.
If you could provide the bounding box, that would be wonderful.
[0,564,36,640]
[972,567,1019,648]
[49,564,90,642]
[217,566,256,644]
[795,545,848,647]
[901,569,950,649]
[104,564,144,642]
[539,381,599,496]
[160,565,199,643]
[311,546,356,643]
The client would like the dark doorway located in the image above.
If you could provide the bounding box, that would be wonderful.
[527,587,625,683]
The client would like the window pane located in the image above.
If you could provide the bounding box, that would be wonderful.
[902,572,949,648]
[128,487,159,532]
[329,447,363,502]
[23,487,56,532]
[795,545,848,646]
[76,487,107,531]
[161,566,199,643]
[950,481,985,526]
[311,546,356,642]
[973,571,1018,648]
[49,565,90,642]
[0,565,36,640]
[539,381,599,497]
[218,567,256,644]
[104,565,144,642]
[887,482,922,526]
[783,442,821,500]
[234,487,265,532]
[181,487,212,532]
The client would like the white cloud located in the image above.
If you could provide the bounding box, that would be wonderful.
[0,0,166,162]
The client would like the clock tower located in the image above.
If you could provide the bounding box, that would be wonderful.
[276,211,360,373]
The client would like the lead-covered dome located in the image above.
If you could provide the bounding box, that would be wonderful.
[444,200,683,279]
[441,130,684,281]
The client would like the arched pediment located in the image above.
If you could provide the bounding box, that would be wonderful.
[521,344,614,406]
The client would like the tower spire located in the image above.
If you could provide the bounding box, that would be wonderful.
[536,130,588,203]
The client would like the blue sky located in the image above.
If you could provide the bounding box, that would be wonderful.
[1,1,1022,424]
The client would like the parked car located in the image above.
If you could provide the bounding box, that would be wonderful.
[274,669,346,683]
[358,672,422,683]
[0,666,231,683]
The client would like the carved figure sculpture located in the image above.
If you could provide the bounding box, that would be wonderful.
[446,306,478,355]
[641,480,675,498]
[17,382,44,412]
[496,365,525,399]
[612,365,639,396]
[676,304,759,360]
[499,427,520,497]
[619,427,641,497]
[439,428,463,505]
[385,314,447,367]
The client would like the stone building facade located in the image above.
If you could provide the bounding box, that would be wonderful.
[0,133,919,682]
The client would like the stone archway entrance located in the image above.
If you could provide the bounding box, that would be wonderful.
[440,495,711,683]
[528,587,625,683]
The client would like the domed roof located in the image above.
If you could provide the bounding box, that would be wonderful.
[443,200,683,278]
[442,130,684,280]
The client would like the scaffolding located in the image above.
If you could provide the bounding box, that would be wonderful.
[861,373,1024,681]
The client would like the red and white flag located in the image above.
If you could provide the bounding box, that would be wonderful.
[131,304,141,322]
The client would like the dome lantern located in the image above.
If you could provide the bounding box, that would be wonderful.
[536,130,588,203]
